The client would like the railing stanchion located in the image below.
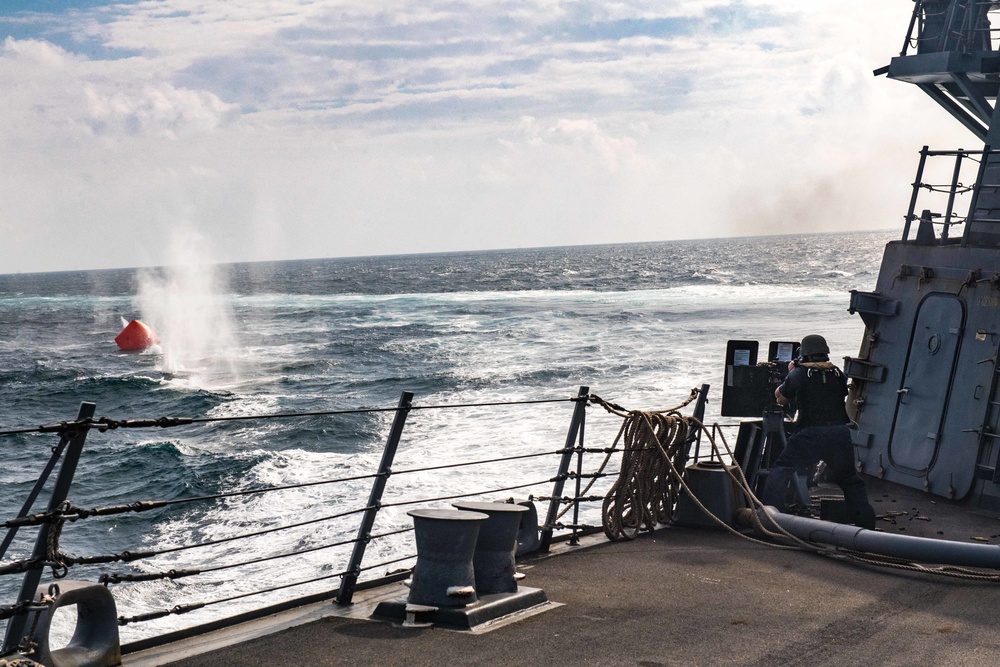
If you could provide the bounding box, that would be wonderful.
[904,145,929,242]
[901,0,921,56]
[963,145,992,247]
[942,150,965,240]
[540,386,589,552]
[569,413,585,546]
[335,391,413,605]
[687,384,710,464]
[0,435,73,562]
[3,402,96,656]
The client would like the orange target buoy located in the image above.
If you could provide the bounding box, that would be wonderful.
[115,320,159,351]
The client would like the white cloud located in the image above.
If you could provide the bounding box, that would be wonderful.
[1,35,71,66]
[82,83,236,139]
[0,1,984,272]
[0,35,237,144]
[500,116,652,173]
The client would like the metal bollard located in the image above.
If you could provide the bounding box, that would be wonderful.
[452,501,529,595]
[673,461,745,528]
[406,508,488,607]
[514,500,540,556]
[22,580,121,667]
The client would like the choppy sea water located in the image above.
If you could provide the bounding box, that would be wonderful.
[0,231,892,641]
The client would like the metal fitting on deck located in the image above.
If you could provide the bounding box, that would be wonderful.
[19,581,121,667]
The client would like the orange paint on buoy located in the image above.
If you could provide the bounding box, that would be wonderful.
[115,320,159,351]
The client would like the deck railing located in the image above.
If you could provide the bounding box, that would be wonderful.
[901,1,1000,57]
[0,385,708,657]
[901,146,1000,244]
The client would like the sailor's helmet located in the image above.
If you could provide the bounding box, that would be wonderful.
[799,334,830,359]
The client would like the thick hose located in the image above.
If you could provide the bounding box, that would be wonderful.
[757,506,1000,569]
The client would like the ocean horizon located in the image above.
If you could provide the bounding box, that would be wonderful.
[0,229,894,639]
[0,228,895,280]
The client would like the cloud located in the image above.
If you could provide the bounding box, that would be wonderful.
[506,116,652,173]
[27,1,790,129]
[0,2,852,137]
[0,1,982,273]
[0,34,70,65]
[0,35,236,142]
[82,82,237,139]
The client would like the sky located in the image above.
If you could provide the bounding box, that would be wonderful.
[0,0,978,273]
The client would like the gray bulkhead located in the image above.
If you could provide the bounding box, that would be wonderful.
[849,0,1000,512]
[848,242,1000,510]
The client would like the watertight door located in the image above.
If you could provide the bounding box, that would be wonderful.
[889,294,964,472]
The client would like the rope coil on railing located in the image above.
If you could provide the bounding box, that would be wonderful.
[543,390,703,530]
[590,391,697,541]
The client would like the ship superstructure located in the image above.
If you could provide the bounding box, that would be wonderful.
[848,0,1000,511]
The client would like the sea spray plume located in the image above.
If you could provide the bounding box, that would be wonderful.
[134,229,241,384]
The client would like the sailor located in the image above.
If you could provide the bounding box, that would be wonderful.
[761,334,877,529]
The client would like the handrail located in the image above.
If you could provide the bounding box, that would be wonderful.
[0,388,607,652]
[2,402,95,655]
[891,1,1000,59]
[901,0,922,56]
[902,1,1000,55]
[0,396,579,438]
[0,385,708,656]
[902,146,1000,243]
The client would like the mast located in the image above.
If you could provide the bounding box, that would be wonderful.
[884,1,1000,245]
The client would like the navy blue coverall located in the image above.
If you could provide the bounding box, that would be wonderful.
[761,362,876,529]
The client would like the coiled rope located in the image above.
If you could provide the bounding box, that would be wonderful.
[590,390,697,541]
[590,393,787,545]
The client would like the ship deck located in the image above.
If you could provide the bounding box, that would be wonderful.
[125,478,1000,667]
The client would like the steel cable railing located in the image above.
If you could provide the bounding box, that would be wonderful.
[380,478,558,510]
[901,147,1000,243]
[99,527,410,585]
[2,477,384,528]
[77,505,378,569]
[0,385,721,656]
[0,397,579,439]
[0,390,608,654]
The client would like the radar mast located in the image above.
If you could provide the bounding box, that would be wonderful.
[885,1,1000,245]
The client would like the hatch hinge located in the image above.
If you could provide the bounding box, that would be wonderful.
[851,430,874,449]
[843,358,887,384]
[848,291,900,329]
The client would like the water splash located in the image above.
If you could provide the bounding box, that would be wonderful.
[134,229,242,386]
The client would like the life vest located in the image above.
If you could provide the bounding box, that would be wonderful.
[794,362,849,427]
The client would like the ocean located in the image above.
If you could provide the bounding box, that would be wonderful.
[0,231,893,641]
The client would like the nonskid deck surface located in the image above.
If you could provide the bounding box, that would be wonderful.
[131,520,1000,667]
[851,476,1000,544]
